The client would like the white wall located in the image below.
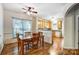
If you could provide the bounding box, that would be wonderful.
[32,16,37,32]
[74,8,79,49]
[64,4,79,49]
[0,4,4,54]
[4,10,37,44]
[64,10,75,49]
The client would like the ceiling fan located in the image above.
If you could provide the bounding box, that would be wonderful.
[22,6,38,14]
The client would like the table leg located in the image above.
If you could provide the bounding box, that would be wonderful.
[39,37,41,47]
[42,36,44,48]
[21,41,24,55]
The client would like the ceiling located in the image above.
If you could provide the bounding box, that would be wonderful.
[3,3,69,17]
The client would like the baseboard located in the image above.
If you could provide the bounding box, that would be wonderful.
[63,48,79,55]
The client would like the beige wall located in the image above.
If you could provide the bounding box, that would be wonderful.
[0,4,4,54]
[4,10,37,44]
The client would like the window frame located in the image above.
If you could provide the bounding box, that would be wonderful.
[12,17,32,38]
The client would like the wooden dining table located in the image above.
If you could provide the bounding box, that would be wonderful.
[19,35,44,55]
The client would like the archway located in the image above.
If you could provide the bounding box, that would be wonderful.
[63,3,79,55]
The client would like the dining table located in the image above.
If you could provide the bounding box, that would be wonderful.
[19,35,44,55]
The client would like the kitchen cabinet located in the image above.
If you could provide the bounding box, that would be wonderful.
[38,19,51,30]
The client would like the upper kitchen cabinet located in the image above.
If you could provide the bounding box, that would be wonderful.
[38,19,52,30]
[57,18,62,29]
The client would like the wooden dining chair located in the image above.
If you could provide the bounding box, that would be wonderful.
[32,32,38,36]
[32,32,44,47]
[31,36,39,49]
[38,32,43,46]
[16,33,29,54]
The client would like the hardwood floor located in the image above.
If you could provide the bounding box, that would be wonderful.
[1,42,51,55]
[63,48,79,55]
[1,37,63,55]
[50,37,63,55]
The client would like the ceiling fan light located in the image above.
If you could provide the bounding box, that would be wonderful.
[27,11,30,15]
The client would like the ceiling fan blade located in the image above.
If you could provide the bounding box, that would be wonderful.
[22,5,37,15]
[22,8,26,10]
[28,6,34,9]
[32,11,38,13]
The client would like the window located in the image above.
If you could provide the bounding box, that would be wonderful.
[12,17,32,37]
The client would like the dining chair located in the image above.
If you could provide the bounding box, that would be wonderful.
[38,32,43,46]
[31,36,39,49]
[32,32,39,36]
[16,33,29,54]
[32,32,44,47]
